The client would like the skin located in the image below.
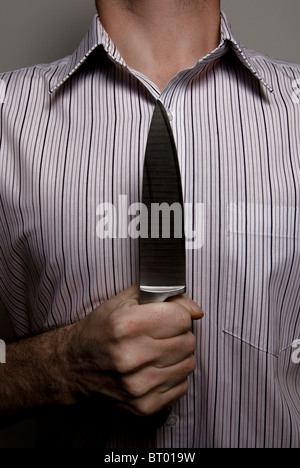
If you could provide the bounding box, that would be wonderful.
[1,286,203,419]
[96,0,221,90]
[0,0,221,420]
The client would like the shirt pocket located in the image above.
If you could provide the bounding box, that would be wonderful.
[223,203,300,356]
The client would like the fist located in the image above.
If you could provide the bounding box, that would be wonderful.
[66,285,203,416]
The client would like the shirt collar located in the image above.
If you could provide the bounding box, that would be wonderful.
[220,11,273,93]
[49,15,126,94]
[49,11,274,95]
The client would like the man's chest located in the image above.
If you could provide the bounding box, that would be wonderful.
[1,82,299,344]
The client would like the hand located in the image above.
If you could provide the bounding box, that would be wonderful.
[65,285,203,417]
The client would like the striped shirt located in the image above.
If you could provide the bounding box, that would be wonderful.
[0,12,299,448]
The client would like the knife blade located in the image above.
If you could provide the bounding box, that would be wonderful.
[139,100,186,304]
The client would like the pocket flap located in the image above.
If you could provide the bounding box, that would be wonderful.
[224,203,300,355]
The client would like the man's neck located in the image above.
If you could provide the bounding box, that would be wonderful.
[97,0,221,92]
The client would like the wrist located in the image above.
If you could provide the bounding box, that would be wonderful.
[50,323,79,406]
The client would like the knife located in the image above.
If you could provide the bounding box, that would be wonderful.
[139,100,186,305]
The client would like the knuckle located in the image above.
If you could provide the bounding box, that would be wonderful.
[186,332,197,352]
[122,378,137,398]
[186,355,197,373]
[175,379,190,399]
[123,376,149,398]
[129,386,145,399]
[109,343,129,373]
[134,397,158,417]
[110,315,137,341]
[181,379,190,395]
[114,350,133,374]
[112,346,144,374]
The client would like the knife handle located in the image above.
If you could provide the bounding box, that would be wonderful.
[139,286,186,305]
[139,286,186,427]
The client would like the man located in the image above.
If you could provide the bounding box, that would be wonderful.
[0,0,299,448]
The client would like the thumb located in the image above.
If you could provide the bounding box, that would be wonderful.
[166,294,204,320]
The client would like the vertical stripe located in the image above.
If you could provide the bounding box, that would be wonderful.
[0,12,299,448]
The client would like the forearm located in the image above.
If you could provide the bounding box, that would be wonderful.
[0,286,203,422]
[0,325,75,420]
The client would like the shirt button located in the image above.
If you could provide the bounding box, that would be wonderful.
[166,108,174,122]
[166,412,178,427]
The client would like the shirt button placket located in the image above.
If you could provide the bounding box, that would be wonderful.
[166,108,174,122]
[166,411,178,427]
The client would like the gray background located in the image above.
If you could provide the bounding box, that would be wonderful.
[0,0,300,73]
[0,0,299,448]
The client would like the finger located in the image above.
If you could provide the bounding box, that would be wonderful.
[116,331,196,373]
[115,301,193,339]
[166,293,204,320]
[130,379,190,416]
[157,355,196,393]
[152,331,196,367]
[121,354,196,399]
[111,285,203,321]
